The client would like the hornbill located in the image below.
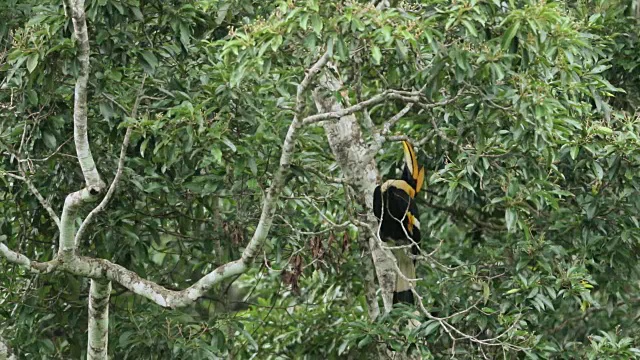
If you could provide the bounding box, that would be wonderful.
[373,140,425,305]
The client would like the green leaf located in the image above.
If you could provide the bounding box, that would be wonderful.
[589,65,610,74]
[211,147,223,164]
[592,126,613,135]
[271,35,283,52]
[357,335,372,348]
[501,21,520,50]
[108,70,123,82]
[300,13,309,30]
[303,33,317,50]
[585,201,598,220]
[570,146,579,160]
[140,50,158,71]
[371,45,382,65]
[27,89,38,105]
[179,23,191,49]
[593,162,603,180]
[483,282,490,302]
[462,20,477,37]
[395,39,408,60]
[26,53,39,73]
[505,208,517,232]
[337,339,349,355]
[459,180,476,194]
[112,1,124,14]
[131,7,143,20]
[239,327,258,350]
[222,138,237,152]
[249,157,258,176]
[216,3,230,24]
[40,339,55,352]
[43,133,57,150]
[140,138,149,158]
[118,331,134,347]
[311,14,323,35]
[422,321,440,336]
[99,102,115,120]
[308,0,319,12]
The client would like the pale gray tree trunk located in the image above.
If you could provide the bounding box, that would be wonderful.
[68,0,104,191]
[313,72,397,315]
[87,280,111,360]
[313,67,424,360]
[0,335,16,360]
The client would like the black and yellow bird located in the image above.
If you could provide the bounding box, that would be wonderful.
[373,141,425,305]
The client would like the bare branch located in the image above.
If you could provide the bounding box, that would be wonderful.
[356,217,422,282]
[0,171,24,181]
[297,50,331,115]
[429,115,458,146]
[74,256,248,307]
[233,52,331,265]
[101,93,129,113]
[374,84,429,140]
[411,288,527,352]
[382,102,415,135]
[59,187,95,254]
[425,200,502,231]
[20,173,62,228]
[75,76,146,245]
[386,135,411,142]
[277,214,350,236]
[0,236,59,273]
[363,87,466,166]
[18,136,74,163]
[0,145,61,227]
[0,237,31,267]
[74,127,132,246]
[302,165,344,184]
[312,67,401,313]
[302,90,420,125]
[416,134,431,147]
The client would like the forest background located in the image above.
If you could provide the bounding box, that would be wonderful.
[2,0,640,359]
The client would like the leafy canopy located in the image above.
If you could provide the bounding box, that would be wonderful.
[2,0,640,358]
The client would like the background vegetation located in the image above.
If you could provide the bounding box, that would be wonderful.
[2,0,640,358]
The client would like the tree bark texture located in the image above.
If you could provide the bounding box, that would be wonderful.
[313,71,397,315]
[87,280,111,360]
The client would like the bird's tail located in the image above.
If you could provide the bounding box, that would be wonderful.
[392,249,415,304]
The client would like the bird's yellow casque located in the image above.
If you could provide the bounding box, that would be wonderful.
[373,141,425,304]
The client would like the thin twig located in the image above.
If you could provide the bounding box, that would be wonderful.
[297,50,331,116]
[302,90,421,125]
[74,75,146,244]
[0,142,61,227]
[18,137,74,163]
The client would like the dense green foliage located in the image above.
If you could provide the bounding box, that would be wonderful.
[2,0,640,358]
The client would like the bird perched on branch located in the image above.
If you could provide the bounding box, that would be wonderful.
[373,140,425,305]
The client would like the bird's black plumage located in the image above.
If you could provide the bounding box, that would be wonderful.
[373,141,424,305]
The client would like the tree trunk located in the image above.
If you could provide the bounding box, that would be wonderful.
[87,280,111,360]
[313,71,398,315]
[0,335,16,360]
